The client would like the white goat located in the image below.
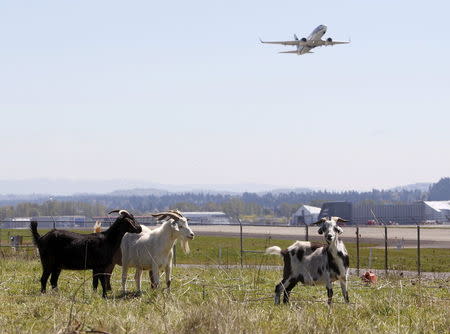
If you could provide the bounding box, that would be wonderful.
[266,216,349,304]
[120,210,194,292]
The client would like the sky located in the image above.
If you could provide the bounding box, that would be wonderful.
[0,0,449,192]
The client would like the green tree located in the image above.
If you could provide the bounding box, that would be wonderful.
[428,177,450,200]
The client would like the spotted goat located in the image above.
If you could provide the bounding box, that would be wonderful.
[266,216,350,305]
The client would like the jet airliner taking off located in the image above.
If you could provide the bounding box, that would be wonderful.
[260,25,349,55]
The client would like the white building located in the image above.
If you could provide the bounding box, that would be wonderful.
[291,205,321,226]
[423,201,450,223]
[182,212,232,225]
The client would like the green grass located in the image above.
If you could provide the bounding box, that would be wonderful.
[2,231,450,272]
[0,258,448,333]
[174,235,450,272]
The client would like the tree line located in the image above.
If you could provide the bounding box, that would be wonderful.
[1,178,449,219]
[0,201,107,220]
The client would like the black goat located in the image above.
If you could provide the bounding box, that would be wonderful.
[30,209,142,298]
[92,248,121,292]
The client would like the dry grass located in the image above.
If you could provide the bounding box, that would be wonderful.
[0,257,449,333]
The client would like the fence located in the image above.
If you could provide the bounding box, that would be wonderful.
[235,223,450,276]
[1,219,449,276]
[0,217,153,249]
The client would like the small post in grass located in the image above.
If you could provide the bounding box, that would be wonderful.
[417,225,421,277]
[238,215,243,268]
[356,225,360,277]
[384,224,388,276]
[371,209,388,276]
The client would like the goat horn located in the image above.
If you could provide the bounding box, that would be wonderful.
[169,210,185,219]
[119,210,131,216]
[313,217,327,225]
[108,209,133,219]
[333,217,349,223]
[151,211,183,221]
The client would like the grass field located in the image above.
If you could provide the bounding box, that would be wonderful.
[174,235,450,273]
[0,257,449,334]
[2,230,450,272]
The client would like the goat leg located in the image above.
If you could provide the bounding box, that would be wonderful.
[340,279,349,303]
[326,284,334,305]
[40,269,51,293]
[50,268,61,290]
[282,278,298,304]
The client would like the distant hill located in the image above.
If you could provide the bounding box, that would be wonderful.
[389,183,432,192]
[0,178,434,198]
[0,179,306,196]
[109,188,169,197]
[0,179,163,195]
[260,187,314,195]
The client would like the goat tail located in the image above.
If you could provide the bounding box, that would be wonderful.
[30,221,41,246]
[93,220,102,233]
[265,246,282,257]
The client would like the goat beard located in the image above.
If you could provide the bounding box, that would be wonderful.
[179,238,190,254]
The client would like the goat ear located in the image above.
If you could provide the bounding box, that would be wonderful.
[336,217,349,223]
[336,226,344,234]
[171,220,179,231]
[313,217,326,225]
[318,227,324,235]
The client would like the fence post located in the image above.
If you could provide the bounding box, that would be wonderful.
[305,223,309,241]
[417,225,421,277]
[238,216,243,268]
[384,225,388,276]
[356,226,360,277]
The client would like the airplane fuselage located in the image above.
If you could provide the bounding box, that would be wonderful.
[298,25,327,55]
[260,25,348,55]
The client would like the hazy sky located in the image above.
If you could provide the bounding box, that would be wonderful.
[1,0,449,191]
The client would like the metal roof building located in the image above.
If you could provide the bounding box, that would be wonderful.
[291,205,321,226]
[319,201,450,225]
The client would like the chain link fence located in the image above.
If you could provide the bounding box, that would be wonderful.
[1,219,449,277]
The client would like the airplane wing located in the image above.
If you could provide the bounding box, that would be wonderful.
[278,50,314,55]
[260,38,349,47]
[260,39,308,46]
[313,40,350,46]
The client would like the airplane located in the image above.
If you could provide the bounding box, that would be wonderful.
[260,25,349,55]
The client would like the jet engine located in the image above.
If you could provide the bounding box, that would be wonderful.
[301,37,307,42]
[326,37,333,44]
